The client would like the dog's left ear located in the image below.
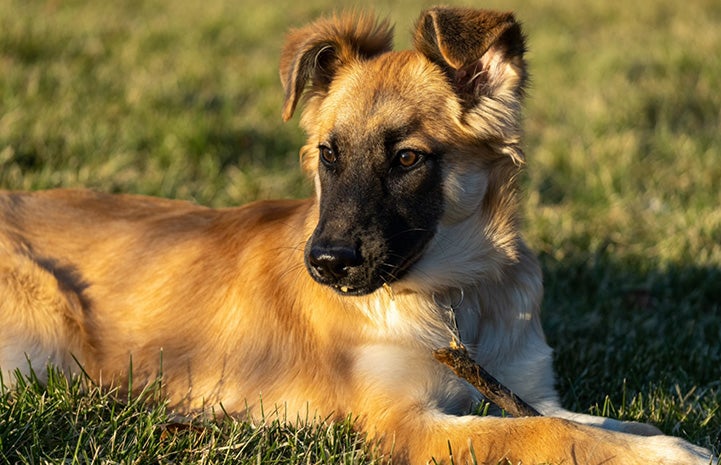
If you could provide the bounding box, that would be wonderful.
[414,7,527,106]
[280,13,393,121]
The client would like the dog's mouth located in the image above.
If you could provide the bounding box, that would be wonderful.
[331,283,370,296]
[308,240,429,297]
[309,267,394,297]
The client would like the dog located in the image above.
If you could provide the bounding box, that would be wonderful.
[0,7,714,464]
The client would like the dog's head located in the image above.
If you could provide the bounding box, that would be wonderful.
[280,7,527,296]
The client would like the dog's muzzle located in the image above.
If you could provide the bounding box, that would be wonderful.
[306,241,371,295]
[307,242,361,281]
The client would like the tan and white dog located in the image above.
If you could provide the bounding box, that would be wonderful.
[0,7,714,464]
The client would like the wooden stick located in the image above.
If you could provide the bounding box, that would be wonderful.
[433,342,541,417]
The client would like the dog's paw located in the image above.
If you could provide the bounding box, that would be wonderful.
[640,434,716,465]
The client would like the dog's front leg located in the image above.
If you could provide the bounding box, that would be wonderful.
[398,414,712,465]
[349,345,712,465]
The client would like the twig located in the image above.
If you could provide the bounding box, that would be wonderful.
[433,342,541,417]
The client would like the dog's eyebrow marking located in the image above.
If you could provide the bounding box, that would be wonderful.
[383,121,422,155]
[323,132,341,155]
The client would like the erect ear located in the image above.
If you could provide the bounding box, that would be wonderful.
[413,7,527,106]
[279,13,393,121]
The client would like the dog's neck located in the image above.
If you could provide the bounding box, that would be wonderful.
[351,266,540,350]
[347,237,542,365]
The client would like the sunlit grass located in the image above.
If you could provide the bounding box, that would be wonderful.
[0,368,378,464]
[1,0,719,461]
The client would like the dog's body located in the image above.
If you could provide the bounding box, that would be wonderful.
[0,7,713,464]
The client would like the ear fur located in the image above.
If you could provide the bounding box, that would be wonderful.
[279,13,393,121]
[414,7,527,162]
[414,7,527,102]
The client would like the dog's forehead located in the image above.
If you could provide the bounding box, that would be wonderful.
[317,51,460,139]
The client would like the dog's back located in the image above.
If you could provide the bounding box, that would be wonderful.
[0,189,321,412]
[0,7,714,465]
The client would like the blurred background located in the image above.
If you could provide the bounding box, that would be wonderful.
[1,0,719,452]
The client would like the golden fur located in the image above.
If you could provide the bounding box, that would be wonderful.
[0,7,713,465]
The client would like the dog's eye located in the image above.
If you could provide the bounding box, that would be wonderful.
[318,145,337,166]
[396,150,423,170]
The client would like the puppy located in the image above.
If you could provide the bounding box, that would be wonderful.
[0,7,713,465]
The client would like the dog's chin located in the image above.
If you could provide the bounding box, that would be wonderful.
[312,257,422,297]
[328,283,377,296]
[309,274,387,297]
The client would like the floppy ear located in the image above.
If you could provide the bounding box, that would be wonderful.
[280,13,393,121]
[414,7,527,163]
[414,7,527,104]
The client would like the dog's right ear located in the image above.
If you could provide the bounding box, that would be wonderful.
[414,7,527,162]
[414,7,526,104]
[280,13,393,121]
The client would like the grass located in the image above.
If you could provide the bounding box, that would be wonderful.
[1,0,720,462]
[0,368,377,464]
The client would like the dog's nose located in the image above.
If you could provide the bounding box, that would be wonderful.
[308,243,362,280]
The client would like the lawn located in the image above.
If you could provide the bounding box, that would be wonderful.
[1,0,719,463]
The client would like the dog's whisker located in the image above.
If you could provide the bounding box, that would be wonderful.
[386,227,434,241]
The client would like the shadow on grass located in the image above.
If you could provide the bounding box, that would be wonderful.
[539,248,720,447]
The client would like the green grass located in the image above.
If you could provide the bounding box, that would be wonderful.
[1,0,720,462]
[0,368,377,464]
